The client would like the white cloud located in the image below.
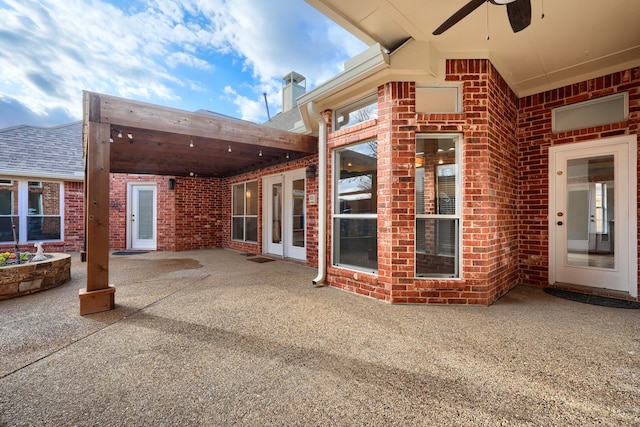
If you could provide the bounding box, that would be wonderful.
[0,0,366,127]
[223,85,266,123]
[166,52,214,70]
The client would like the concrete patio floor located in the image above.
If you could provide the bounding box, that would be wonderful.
[1,249,639,426]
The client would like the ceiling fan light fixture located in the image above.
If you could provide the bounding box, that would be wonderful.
[432,0,531,36]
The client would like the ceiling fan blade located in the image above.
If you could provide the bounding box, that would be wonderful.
[506,0,531,32]
[433,0,487,35]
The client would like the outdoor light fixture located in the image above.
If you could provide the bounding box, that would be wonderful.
[259,149,262,157]
[228,145,232,153]
[117,130,123,138]
[189,138,194,148]
[168,178,176,190]
[306,164,317,178]
[286,152,290,159]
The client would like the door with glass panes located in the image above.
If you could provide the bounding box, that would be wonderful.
[129,183,157,250]
[263,170,306,260]
[549,136,637,296]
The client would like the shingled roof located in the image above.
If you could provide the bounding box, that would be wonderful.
[262,107,303,132]
[0,121,84,180]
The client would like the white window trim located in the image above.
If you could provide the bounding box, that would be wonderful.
[331,141,378,274]
[415,134,463,279]
[231,180,258,243]
[333,93,378,132]
[0,178,64,244]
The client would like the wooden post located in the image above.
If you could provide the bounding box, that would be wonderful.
[79,93,115,315]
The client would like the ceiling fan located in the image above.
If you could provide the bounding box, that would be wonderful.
[432,0,532,35]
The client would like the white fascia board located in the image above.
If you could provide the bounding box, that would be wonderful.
[0,170,85,182]
[298,44,390,132]
[298,44,390,106]
[298,40,449,133]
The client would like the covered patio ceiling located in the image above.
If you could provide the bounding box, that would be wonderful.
[85,91,318,178]
[306,0,640,97]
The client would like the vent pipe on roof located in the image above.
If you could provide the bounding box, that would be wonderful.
[263,92,271,121]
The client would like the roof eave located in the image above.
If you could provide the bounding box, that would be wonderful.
[298,40,451,133]
[298,44,390,132]
[0,170,85,182]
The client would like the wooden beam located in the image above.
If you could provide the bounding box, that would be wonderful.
[91,91,317,153]
[79,92,115,315]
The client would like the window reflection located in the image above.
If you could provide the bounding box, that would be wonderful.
[334,141,378,271]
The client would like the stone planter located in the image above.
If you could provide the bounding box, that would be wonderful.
[0,253,71,300]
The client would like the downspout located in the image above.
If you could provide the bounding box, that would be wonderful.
[310,101,327,286]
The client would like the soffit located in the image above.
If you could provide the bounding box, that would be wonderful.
[306,0,640,97]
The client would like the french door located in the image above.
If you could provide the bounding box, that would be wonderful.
[549,135,637,296]
[263,170,306,261]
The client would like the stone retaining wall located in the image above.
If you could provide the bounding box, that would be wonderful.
[0,254,71,300]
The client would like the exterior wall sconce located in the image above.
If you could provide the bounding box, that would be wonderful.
[168,178,176,190]
[306,164,317,178]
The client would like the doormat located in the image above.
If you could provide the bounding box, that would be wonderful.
[247,257,275,263]
[544,288,640,309]
[112,251,149,256]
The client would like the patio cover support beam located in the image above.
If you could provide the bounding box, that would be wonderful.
[98,93,316,154]
[79,95,115,315]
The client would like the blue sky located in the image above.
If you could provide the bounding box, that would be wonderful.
[0,0,366,128]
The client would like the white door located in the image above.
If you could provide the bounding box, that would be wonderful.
[263,171,306,261]
[549,135,637,296]
[287,176,306,260]
[129,184,157,250]
[265,176,284,256]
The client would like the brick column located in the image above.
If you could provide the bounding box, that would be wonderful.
[377,82,417,302]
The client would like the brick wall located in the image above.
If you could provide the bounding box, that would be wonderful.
[484,63,520,302]
[518,67,640,291]
[173,176,223,251]
[324,59,520,304]
[109,174,177,251]
[325,109,386,299]
[63,181,84,252]
[379,81,415,302]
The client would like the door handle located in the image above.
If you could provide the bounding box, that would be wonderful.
[557,221,563,226]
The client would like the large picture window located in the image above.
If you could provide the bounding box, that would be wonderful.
[415,135,461,278]
[0,179,62,243]
[232,181,258,243]
[333,141,377,272]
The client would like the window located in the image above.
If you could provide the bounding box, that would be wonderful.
[0,180,17,242]
[333,140,377,272]
[415,135,461,278]
[552,92,628,133]
[232,181,258,243]
[334,94,378,132]
[0,180,62,243]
